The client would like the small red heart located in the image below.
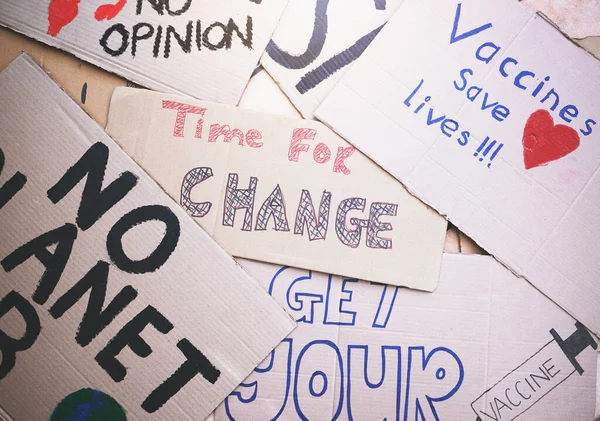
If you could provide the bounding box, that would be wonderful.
[94,0,127,21]
[522,109,580,170]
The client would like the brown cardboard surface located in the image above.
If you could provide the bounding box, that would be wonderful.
[317,0,600,336]
[458,229,487,255]
[214,254,597,420]
[0,0,289,105]
[105,87,447,291]
[0,54,295,420]
[577,36,600,60]
[0,27,126,128]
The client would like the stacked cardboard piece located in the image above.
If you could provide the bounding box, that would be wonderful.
[0,0,598,420]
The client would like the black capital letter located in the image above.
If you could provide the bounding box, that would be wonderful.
[142,339,220,413]
[0,291,41,379]
[47,142,138,231]
[1,224,78,305]
[0,148,27,210]
[96,306,174,382]
[106,205,180,274]
[49,261,138,347]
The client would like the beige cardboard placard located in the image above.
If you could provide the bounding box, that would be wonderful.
[316,0,600,335]
[0,0,288,105]
[106,87,447,291]
[213,254,597,421]
[0,26,126,127]
[262,0,405,118]
[0,54,295,421]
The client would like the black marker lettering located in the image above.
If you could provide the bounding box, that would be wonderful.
[165,0,192,16]
[106,205,180,274]
[0,148,27,210]
[137,0,165,15]
[202,21,228,51]
[1,224,77,305]
[164,21,193,58]
[142,339,220,413]
[0,291,41,379]
[132,22,155,57]
[47,142,138,231]
[49,261,138,347]
[96,306,173,382]
[226,16,253,49]
[100,24,130,57]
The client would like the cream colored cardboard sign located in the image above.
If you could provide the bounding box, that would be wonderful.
[316,0,600,335]
[0,55,295,421]
[0,0,288,105]
[213,255,597,421]
[261,0,405,118]
[106,88,447,291]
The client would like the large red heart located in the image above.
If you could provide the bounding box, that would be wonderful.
[522,109,580,170]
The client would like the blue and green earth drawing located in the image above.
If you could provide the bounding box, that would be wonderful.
[50,389,126,421]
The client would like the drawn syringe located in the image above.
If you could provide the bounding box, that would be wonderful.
[471,321,597,421]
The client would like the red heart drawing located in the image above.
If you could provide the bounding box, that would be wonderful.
[522,109,580,170]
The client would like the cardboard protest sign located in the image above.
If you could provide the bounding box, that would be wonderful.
[105,88,447,291]
[316,0,600,335]
[261,0,405,118]
[212,255,597,421]
[0,0,289,105]
[0,54,295,420]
